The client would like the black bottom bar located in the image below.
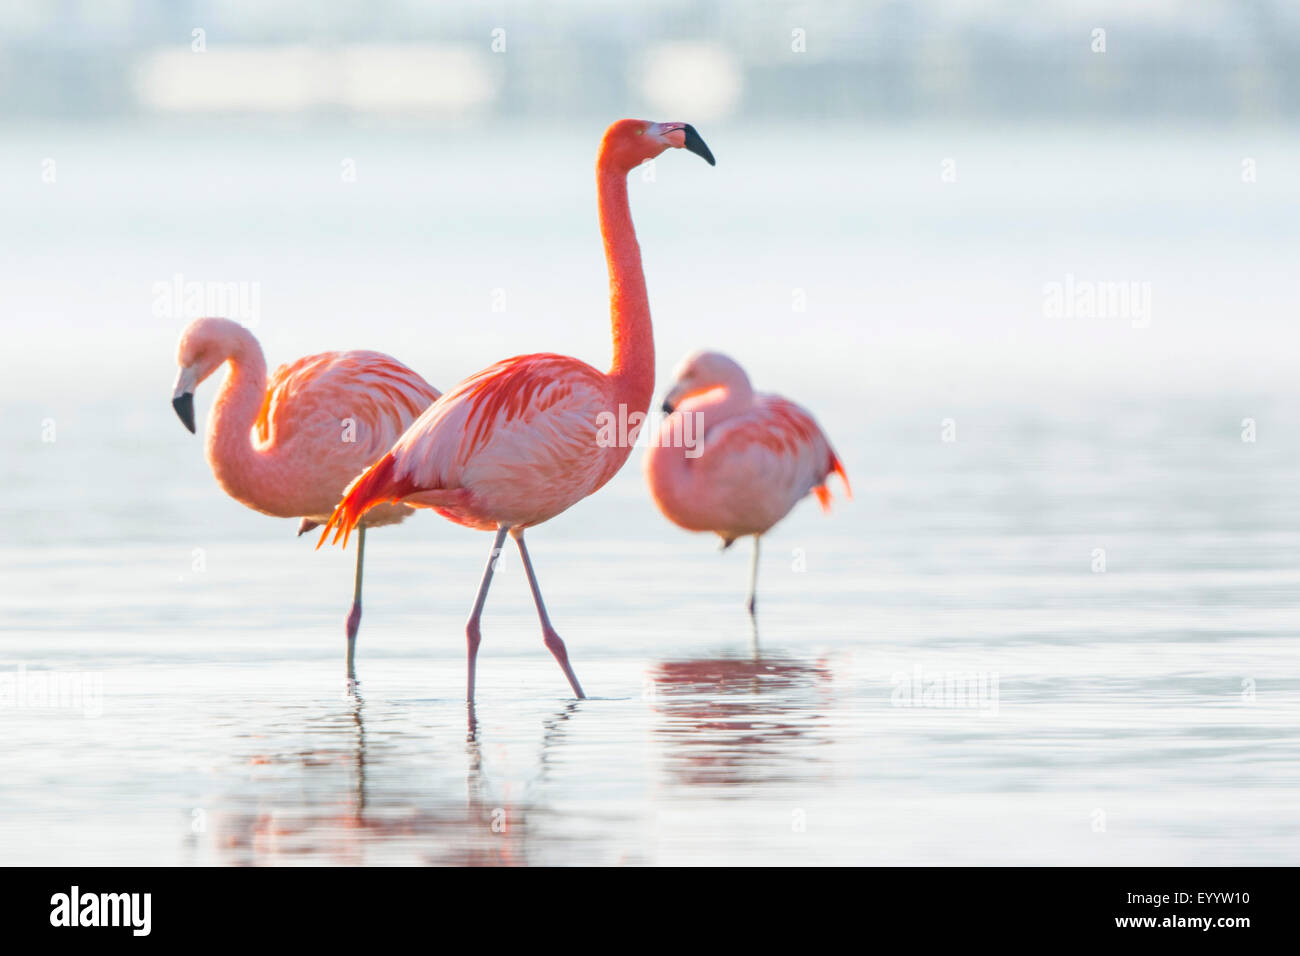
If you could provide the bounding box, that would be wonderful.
[5,866,1290,942]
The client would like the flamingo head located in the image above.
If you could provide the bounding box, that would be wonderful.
[661,350,750,414]
[172,316,249,433]
[600,119,715,172]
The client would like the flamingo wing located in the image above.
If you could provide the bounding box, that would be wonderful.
[700,395,849,524]
[398,353,610,490]
[323,353,614,542]
[255,351,441,461]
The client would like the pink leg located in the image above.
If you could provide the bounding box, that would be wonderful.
[465,527,508,700]
[746,533,760,618]
[512,529,586,699]
[344,525,365,684]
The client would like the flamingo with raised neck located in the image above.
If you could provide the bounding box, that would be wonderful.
[171,317,440,679]
[320,118,716,699]
[644,350,850,619]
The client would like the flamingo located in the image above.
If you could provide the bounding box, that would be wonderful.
[319,118,716,700]
[643,351,850,618]
[171,317,441,679]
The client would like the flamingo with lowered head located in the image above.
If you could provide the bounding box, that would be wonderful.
[644,350,850,618]
[171,317,441,679]
[319,118,716,700]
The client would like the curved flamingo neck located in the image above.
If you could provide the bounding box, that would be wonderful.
[205,333,275,508]
[696,376,754,425]
[648,379,755,517]
[597,157,654,415]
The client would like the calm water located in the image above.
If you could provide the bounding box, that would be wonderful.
[2,121,1299,864]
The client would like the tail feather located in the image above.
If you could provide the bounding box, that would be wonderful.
[831,453,851,499]
[317,452,411,550]
[812,452,851,514]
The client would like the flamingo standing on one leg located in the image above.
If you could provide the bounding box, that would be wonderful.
[171,317,441,679]
[318,118,716,700]
[643,351,850,619]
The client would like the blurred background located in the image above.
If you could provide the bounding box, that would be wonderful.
[3,0,1300,403]
[2,1,1299,865]
[4,0,1300,121]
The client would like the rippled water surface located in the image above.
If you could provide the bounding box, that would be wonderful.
[2,123,1299,864]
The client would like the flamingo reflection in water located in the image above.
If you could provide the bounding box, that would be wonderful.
[649,655,835,789]
[200,693,602,866]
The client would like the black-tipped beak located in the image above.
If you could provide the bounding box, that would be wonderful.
[173,392,196,433]
[661,399,675,415]
[682,125,715,166]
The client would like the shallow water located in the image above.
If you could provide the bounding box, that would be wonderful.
[2,122,1299,864]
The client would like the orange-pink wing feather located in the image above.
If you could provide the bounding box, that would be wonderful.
[321,353,619,545]
[256,351,440,462]
[659,394,849,538]
[720,394,845,492]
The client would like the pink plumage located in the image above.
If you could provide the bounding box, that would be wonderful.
[324,353,625,542]
[319,118,718,700]
[171,316,441,677]
[644,350,849,614]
